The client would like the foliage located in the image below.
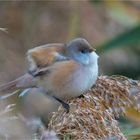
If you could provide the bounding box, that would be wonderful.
[97,25,140,54]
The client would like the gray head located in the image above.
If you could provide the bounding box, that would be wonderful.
[65,38,97,65]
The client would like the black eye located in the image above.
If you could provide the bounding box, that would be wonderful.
[80,49,87,53]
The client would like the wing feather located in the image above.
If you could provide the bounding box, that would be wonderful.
[27,43,69,76]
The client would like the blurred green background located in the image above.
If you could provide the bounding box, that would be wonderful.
[0,1,140,139]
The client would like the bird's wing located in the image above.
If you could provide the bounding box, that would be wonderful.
[27,43,69,76]
[36,60,80,96]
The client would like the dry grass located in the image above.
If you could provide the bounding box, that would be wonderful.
[48,76,140,140]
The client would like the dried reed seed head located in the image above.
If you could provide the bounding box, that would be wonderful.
[48,76,140,140]
[48,99,126,140]
[91,76,140,116]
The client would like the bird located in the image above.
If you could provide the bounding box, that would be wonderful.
[0,38,99,111]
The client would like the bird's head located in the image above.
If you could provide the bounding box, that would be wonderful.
[65,38,99,65]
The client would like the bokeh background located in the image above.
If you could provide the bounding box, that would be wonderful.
[0,1,140,139]
[0,0,140,84]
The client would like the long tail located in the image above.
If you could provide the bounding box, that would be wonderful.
[0,79,19,93]
[0,73,37,93]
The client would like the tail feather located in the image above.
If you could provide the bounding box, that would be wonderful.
[0,80,18,93]
[0,73,37,93]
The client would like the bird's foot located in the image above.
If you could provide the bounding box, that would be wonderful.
[53,96,70,113]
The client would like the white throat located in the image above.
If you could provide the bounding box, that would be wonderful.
[69,52,99,97]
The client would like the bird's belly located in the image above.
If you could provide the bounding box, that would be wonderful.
[53,65,98,100]
[65,67,98,98]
